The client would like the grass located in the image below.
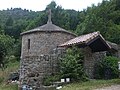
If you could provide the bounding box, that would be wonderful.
[0,84,18,90]
[0,61,19,90]
[0,61,120,90]
[61,79,120,90]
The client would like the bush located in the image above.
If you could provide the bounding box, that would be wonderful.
[60,46,88,81]
[94,56,119,79]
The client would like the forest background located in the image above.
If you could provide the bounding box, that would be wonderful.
[0,0,120,67]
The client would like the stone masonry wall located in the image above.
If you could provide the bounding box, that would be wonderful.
[83,46,106,79]
[21,32,75,57]
[20,31,75,89]
[20,54,62,89]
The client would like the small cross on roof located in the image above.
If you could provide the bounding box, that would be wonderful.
[47,9,52,24]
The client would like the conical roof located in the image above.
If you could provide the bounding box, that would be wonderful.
[21,23,75,36]
[21,10,76,36]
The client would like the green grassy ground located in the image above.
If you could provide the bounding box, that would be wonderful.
[61,79,120,90]
[0,84,18,90]
[0,61,19,90]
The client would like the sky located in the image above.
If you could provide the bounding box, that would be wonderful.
[0,0,103,11]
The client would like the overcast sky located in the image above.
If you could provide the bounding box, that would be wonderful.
[0,0,103,11]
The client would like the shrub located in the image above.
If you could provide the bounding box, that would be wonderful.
[94,56,119,79]
[60,46,88,81]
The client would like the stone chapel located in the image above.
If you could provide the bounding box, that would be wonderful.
[20,10,120,89]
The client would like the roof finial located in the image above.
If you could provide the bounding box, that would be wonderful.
[47,9,52,24]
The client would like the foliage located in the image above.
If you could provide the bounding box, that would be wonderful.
[0,34,15,68]
[0,0,120,44]
[45,1,79,31]
[76,0,120,44]
[94,56,119,79]
[0,3,80,67]
[60,46,88,81]
[13,39,21,60]
[0,77,4,84]
[0,0,119,69]
[43,75,60,86]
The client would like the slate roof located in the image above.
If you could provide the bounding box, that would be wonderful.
[21,22,76,36]
[59,31,111,52]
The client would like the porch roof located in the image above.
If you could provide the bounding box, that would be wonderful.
[59,31,111,52]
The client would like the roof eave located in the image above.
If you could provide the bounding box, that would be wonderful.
[21,30,77,36]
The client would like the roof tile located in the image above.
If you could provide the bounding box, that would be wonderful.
[59,31,100,47]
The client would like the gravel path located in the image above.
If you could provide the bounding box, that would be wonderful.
[94,85,120,90]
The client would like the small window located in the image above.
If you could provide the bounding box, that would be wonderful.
[28,39,30,49]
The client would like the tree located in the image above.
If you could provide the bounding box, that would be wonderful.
[76,0,120,44]
[0,25,4,34]
[45,1,79,31]
[4,16,14,37]
[46,1,57,10]
[0,34,14,69]
[13,39,21,60]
